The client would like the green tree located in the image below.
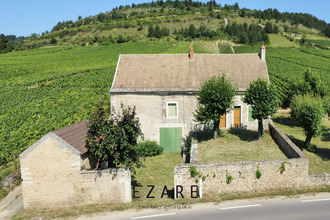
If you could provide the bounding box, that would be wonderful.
[50,37,57,44]
[174,0,179,8]
[265,22,273,33]
[0,34,14,53]
[86,103,144,173]
[148,24,154,38]
[154,25,161,38]
[243,78,278,139]
[291,94,324,147]
[194,75,237,138]
[188,24,197,38]
[304,69,326,98]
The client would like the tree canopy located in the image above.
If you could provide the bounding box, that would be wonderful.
[86,102,144,173]
[243,78,278,139]
[291,94,324,149]
[194,75,237,137]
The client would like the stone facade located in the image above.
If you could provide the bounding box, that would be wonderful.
[174,121,329,198]
[111,93,265,145]
[20,133,131,209]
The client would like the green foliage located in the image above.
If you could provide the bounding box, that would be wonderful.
[225,22,269,45]
[226,172,233,184]
[291,94,324,147]
[278,161,289,174]
[0,42,192,166]
[303,69,327,98]
[0,34,14,54]
[323,95,330,116]
[50,37,57,44]
[86,102,143,173]
[137,140,163,157]
[235,46,330,107]
[189,166,199,178]
[256,164,262,179]
[243,78,278,138]
[194,75,237,132]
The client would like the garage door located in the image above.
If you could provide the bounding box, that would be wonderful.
[159,127,182,153]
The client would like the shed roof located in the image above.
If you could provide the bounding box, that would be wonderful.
[110,53,269,93]
[53,120,89,154]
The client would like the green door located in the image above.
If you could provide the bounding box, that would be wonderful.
[159,127,182,153]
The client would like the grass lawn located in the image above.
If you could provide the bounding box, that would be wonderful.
[272,110,330,174]
[198,129,287,164]
[132,153,184,206]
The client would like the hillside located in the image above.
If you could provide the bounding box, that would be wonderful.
[6,1,329,51]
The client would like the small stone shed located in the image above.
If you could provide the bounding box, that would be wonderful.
[20,120,131,209]
[110,45,269,153]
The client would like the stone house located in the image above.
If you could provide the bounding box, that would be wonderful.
[110,45,269,153]
[20,120,131,209]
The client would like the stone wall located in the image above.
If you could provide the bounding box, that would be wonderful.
[174,158,309,198]
[269,120,306,159]
[175,121,328,198]
[20,133,131,209]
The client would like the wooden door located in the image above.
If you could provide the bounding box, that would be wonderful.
[219,113,226,128]
[234,106,241,128]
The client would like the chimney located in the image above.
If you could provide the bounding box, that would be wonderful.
[260,44,266,61]
[189,44,194,61]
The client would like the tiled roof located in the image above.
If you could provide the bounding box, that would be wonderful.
[110,53,269,93]
[53,120,89,154]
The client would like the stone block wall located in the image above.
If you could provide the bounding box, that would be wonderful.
[20,134,131,209]
[269,120,306,159]
[174,159,309,198]
[175,120,329,198]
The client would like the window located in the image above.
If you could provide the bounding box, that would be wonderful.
[167,102,178,118]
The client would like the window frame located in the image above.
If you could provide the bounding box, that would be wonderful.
[166,102,178,119]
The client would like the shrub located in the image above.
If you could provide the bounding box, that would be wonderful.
[189,166,199,178]
[137,141,163,157]
[256,164,262,179]
[226,173,233,184]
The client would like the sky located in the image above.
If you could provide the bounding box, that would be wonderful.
[1,0,329,37]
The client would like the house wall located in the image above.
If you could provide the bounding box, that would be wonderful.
[111,93,197,144]
[20,134,131,209]
[111,93,262,144]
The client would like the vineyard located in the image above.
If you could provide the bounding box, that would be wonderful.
[0,41,193,165]
[234,45,330,105]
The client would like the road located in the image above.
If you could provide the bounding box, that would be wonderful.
[77,193,330,220]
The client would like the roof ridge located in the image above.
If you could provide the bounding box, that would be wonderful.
[53,120,88,134]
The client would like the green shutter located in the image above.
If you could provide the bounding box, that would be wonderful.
[248,105,254,122]
[159,127,182,153]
